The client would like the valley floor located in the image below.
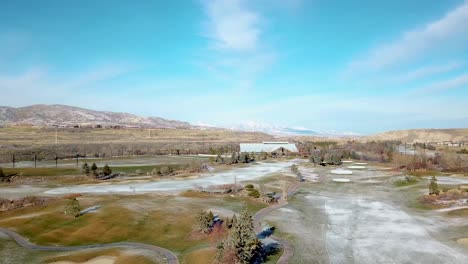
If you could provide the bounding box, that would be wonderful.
[0,159,467,264]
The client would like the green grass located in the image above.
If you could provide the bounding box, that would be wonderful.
[2,163,190,177]
[393,176,419,187]
[3,167,81,177]
[0,193,266,260]
[408,170,440,177]
[264,248,283,264]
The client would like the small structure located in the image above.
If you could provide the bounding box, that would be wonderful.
[240,142,299,156]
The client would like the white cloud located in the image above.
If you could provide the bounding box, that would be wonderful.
[203,0,261,52]
[0,64,132,107]
[363,61,465,87]
[415,72,468,93]
[346,1,468,74]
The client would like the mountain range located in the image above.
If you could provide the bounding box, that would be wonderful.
[1,105,465,142]
[0,104,191,129]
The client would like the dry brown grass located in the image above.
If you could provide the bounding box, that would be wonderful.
[183,247,217,264]
[0,126,273,146]
[45,248,157,264]
[0,193,265,259]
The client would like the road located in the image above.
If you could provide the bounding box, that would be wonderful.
[253,182,302,264]
[0,227,179,264]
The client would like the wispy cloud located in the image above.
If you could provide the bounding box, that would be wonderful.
[364,61,465,87]
[0,64,132,106]
[203,0,261,52]
[198,0,275,94]
[345,1,468,75]
[414,72,468,94]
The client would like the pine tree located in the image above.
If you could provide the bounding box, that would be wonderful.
[428,176,440,195]
[231,214,238,227]
[103,164,112,176]
[196,210,213,233]
[208,211,214,221]
[65,198,81,217]
[217,210,263,264]
[81,163,90,176]
[91,162,98,175]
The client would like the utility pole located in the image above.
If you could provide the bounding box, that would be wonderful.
[12,154,15,168]
[234,174,237,193]
[34,154,37,168]
[55,154,58,168]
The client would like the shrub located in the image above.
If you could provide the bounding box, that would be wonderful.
[245,184,254,189]
[103,164,112,176]
[248,189,260,198]
[159,166,172,175]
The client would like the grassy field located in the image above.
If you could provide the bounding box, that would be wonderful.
[0,193,266,261]
[0,126,275,163]
[0,238,161,264]
[44,248,159,264]
[0,126,273,146]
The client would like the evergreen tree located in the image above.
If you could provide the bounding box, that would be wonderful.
[103,164,112,176]
[65,198,81,217]
[225,217,232,229]
[91,162,98,175]
[216,210,263,264]
[231,214,238,228]
[428,176,440,195]
[208,211,214,221]
[196,210,213,233]
[81,163,90,176]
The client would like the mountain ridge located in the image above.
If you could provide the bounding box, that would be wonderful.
[0,104,191,129]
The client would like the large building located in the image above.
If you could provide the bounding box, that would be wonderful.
[240,142,299,155]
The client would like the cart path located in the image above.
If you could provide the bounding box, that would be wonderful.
[0,227,179,264]
[253,182,302,264]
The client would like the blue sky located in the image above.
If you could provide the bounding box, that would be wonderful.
[1,0,468,134]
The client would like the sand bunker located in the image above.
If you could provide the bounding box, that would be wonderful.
[49,256,116,264]
[347,165,366,169]
[332,178,351,183]
[331,169,353,175]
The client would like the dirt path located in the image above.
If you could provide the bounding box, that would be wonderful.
[253,182,302,264]
[0,227,179,264]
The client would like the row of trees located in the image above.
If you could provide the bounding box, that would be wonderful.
[212,153,255,165]
[309,151,343,166]
[82,163,112,177]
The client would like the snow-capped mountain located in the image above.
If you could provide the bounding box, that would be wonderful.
[226,121,360,136]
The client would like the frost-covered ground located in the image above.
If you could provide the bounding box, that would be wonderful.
[44,160,300,195]
[264,164,468,264]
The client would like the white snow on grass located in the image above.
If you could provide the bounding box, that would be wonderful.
[331,169,353,175]
[354,162,368,165]
[325,198,468,263]
[423,176,468,185]
[332,178,351,183]
[347,165,366,169]
[44,160,298,195]
[342,160,354,163]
